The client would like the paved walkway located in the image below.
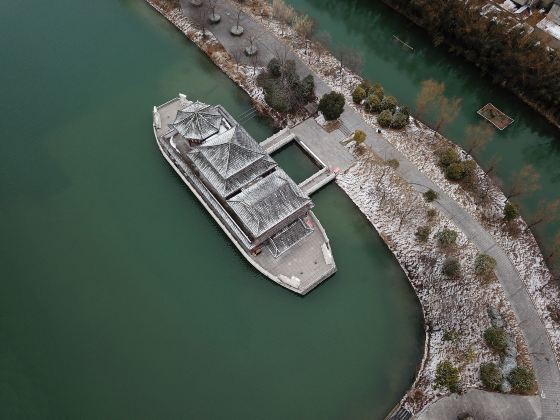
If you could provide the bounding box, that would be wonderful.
[179,1,560,417]
[416,389,543,420]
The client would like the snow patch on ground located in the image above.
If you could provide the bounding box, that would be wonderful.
[236,1,560,367]
[336,145,531,413]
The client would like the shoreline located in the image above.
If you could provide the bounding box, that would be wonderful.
[379,0,560,132]
[336,144,531,412]
[144,0,559,415]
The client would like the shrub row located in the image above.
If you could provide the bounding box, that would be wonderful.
[352,81,410,129]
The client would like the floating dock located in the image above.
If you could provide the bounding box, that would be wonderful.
[477,103,514,130]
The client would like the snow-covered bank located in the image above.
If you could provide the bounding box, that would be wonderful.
[336,145,531,413]
[235,0,560,368]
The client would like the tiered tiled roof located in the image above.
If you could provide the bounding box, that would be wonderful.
[187,125,276,198]
[227,169,312,238]
[171,101,222,142]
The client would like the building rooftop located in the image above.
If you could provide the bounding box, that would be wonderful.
[227,169,312,238]
[537,8,560,40]
[171,101,223,142]
[549,2,560,24]
[187,125,277,198]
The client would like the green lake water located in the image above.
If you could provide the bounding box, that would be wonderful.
[271,143,321,184]
[0,1,423,419]
[290,0,560,251]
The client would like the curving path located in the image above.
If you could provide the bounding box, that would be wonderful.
[416,389,542,420]
[178,1,560,417]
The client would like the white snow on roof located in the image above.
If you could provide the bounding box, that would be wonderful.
[187,125,277,198]
[227,169,311,238]
[171,101,222,141]
[500,0,518,13]
[537,17,560,40]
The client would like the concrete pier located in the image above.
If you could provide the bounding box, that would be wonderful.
[261,118,356,196]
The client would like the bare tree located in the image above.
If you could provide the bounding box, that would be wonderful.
[191,1,208,38]
[245,33,259,56]
[235,8,243,31]
[416,79,445,118]
[375,158,400,189]
[208,0,220,23]
[312,31,331,64]
[272,45,291,77]
[337,47,363,85]
[396,199,416,230]
[465,122,494,156]
[228,6,245,36]
[525,198,560,232]
[250,52,259,76]
[507,164,540,199]
[231,48,243,72]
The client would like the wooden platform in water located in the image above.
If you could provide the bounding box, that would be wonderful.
[477,103,514,130]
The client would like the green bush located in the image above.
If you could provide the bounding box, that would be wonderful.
[462,159,477,178]
[436,228,458,247]
[480,362,502,391]
[503,202,519,222]
[352,86,367,104]
[372,82,384,99]
[508,367,535,394]
[358,80,373,96]
[381,95,398,112]
[365,94,382,113]
[318,91,345,121]
[267,58,282,77]
[442,257,461,277]
[295,74,315,103]
[423,189,438,202]
[459,159,477,187]
[264,86,290,113]
[427,208,438,220]
[259,59,314,112]
[283,60,298,84]
[484,327,507,352]
[415,226,431,242]
[443,330,460,341]
[377,110,393,128]
[400,106,410,118]
[445,162,466,180]
[475,254,497,277]
[390,110,409,128]
[435,360,460,392]
[385,158,400,170]
[437,147,461,167]
[353,130,366,143]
